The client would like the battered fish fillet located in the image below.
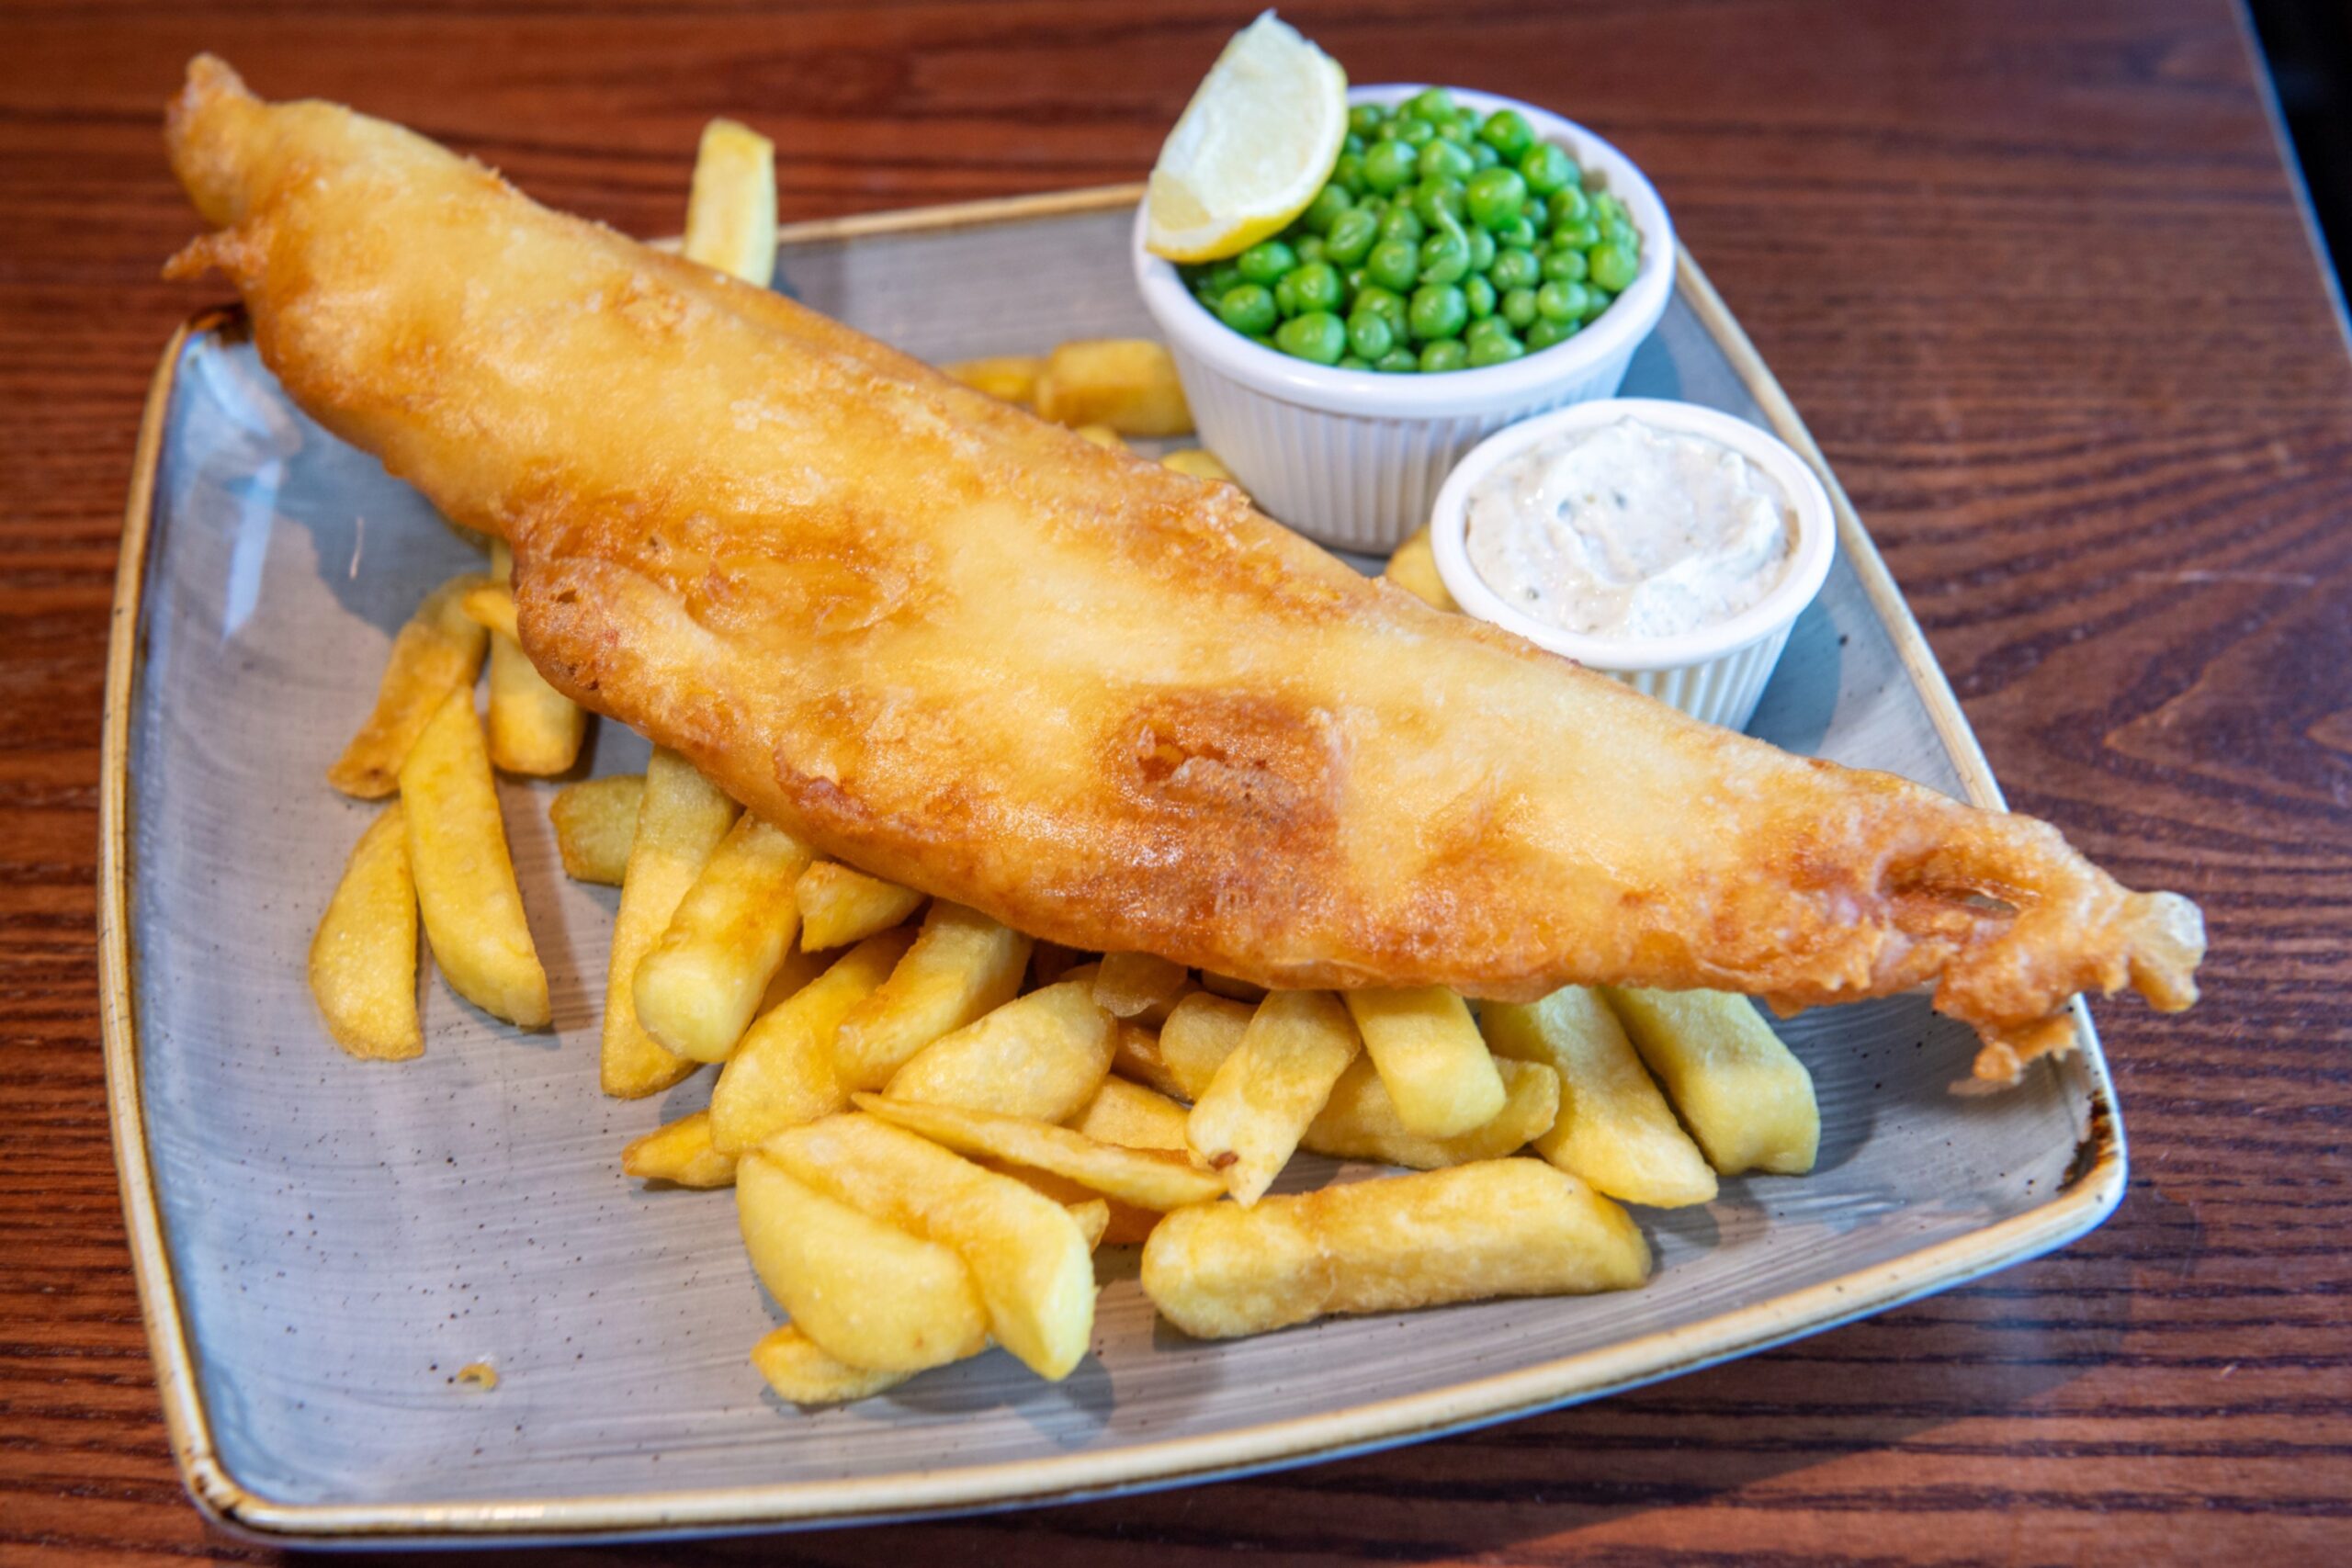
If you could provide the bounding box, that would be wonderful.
[163,58,2204,1079]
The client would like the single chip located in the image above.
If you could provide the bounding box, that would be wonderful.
[795,860,925,951]
[1070,423,1125,450]
[1110,1020,1187,1100]
[1092,952,1192,1023]
[327,572,492,798]
[600,750,740,1097]
[1159,448,1244,494]
[1070,1077,1192,1153]
[481,540,585,774]
[986,1163,1153,1247]
[1157,991,1253,1098]
[308,804,422,1061]
[1187,989,1362,1205]
[943,355,1045,408]
[855,1094,1226,1212]
[1141,1160,1651,1339]
[1198,970,1268,1002]
[751,1325,911,1406]
[831,902,1032,1091]
[1304,1054,1559,1171]
[709,929,913,1154]
[763,1113,1096,1380]
[1035,339,1193,436]
[548,773,643,886]
[683,118,778,287]
[1341,987,1508,1139]
[1383,525,1458,612]
[459,581,519,640]
[738,1155,989,1373]
[620,1110,739,1189]
[882,980,1114,1123]
[398,692,549,1028]
[635,814,816,1063]
[1603,987,1820,1176]
[1484,987,1718,1207]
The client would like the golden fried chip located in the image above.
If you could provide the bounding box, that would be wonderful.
[883,980,1114,1123]
[481,540,585,774]
[1304,1054,1559,1170]
[1159,448,1243,493]
[459,581,518,640]
[1342,987,1507,1138]
[620,1110,738,1188]
[794,859,925,951]
[327,572,492,798]
[1198,970,1267,1002]
[1383,525,1458,612]
[602,750,740,1097]
[751,1325,910,1406]
[1092,951,1192,1024]
[1603,987,1819,1176]
[635,814,815,1063]
[548,773,643,886]
[1035,339,1193,435]
[308,804,421,1060]
[831,902,1031,1091]
[684,118,777,287]
[1071,1077,1191,1152]
[854,1094,1225,1212]
[709,929,913,1154]
[399,692,548,1027]
[1157,991,1253,1098]
[943,355,1045,407]
[1187,989,1361,1205]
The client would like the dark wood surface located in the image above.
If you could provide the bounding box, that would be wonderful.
[6,0,2348,1561]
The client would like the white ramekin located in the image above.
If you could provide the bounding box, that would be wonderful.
[1134,84,1677,553]
[1429,398,1837,731]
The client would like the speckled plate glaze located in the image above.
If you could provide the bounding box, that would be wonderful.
[99,187,2125,1546]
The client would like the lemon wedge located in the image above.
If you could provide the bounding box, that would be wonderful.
[1145,13,1348,264]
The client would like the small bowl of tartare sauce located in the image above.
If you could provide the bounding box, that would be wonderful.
[1428,398,1835,729]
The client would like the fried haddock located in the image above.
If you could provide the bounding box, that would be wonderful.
[163,58,2204,1079]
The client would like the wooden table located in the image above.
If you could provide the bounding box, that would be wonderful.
[6,1,2348,1561]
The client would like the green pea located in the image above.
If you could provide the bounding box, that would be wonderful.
[1464,274,1497,320]
[1419,230,1470,286]
[1524,194,1549,231]
[1471,140,1500,170]
[1554,219,1600,250]
[1491,246,1541,291]
[1396,116,1437,148]
[1349,103,1385,138]
[1479,108,1534,159]
[1216,283,1279,335]
[1357,195,1389,223]
[1374,116,1404,141]
[1375,347,1419,373]
[1408,282,1469,341]
[1549,186,1590,225]
[1520,142,1575,196]
[1500,286,1539,329]
[1343,131,1364,157]
[1491,215,1538,250]
[1438,118,1474,147]
[1407,86,1457,122]
[1275,310,1347,365]
[1365,237,1420,292]
[1464,166,1528,231]
[1601,218,1640,254]
[1526,316,1576,350]
[1345,265,1367,294]
[1237,241,1297,286]
[1413,180,1465,231]
[1376,204,1425,243]
[1541,246,1588,282]
[1331,152,1366,197]
[1293,235,1326,265]
[1589,242,1639,292]
[1591,190,1627,223]
[1363,139,1418,195]
[1352,284,1408,336]
[1300,183,1351,235]
[1272,271,1304,317]
[1580,287,1614,321]
[1249,332,1279,350]
[1419,338,1469,372]
[1338,355,1373,370]
[1536,279,1589,321]
[1346,310,1395,360]
[1418,139,1476,184]
[1289,260,1344,313]
[1324,208,1379,266]
[1466,332,1525,368]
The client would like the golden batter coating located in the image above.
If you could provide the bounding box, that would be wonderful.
[163,57,2203,1079]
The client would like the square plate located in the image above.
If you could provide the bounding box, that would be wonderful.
[99,187,2124,1546]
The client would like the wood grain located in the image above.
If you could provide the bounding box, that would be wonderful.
[4,0,2347,1562]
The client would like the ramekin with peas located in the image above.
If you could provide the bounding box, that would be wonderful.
[1178,87,1645,373]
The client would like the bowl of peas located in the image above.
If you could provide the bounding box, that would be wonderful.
[1134,85,1675,551]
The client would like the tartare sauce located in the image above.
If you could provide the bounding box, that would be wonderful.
[1464,417,1795,639]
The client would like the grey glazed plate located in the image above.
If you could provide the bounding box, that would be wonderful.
[99,187,2124,1547]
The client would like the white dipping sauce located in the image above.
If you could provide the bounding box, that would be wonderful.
[1464,417,1795,639]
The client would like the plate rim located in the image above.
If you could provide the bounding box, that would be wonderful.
[99,184,2127,1545]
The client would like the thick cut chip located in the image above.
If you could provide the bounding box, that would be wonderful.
[988,1163,1150,1247]
[1093,951,1192,1023]
[854,1094,1225,1211]
[548,773,642,885]
[398,692,548,1027]
[1142,1160,1650,1338]
[737,1155,988,1373]
[459,581,518,639]
[831,902,1031,1091]
[308,804,422,1060]
[1199,970,1268,1002]
[1304,1054,1560,1170]
[328,572,492,798]
[1110,1021,1186,1100]
[635,814,816,1063]
[751,1325,911,1406]
[1342,987,1507,1138]
[1034,339,1193,436]
[763,1114,1095,1379]
[1160,448,1243,495]
[1383,525,1458,612]
[620,1110,738,1188]
[942,355,1044,408]
[482,540,586,774]
[1604,987,1820,1176]
[882,981,1114,1122]
[1155,991,1252,1097]
[1071,1077,1192,1152]
[1187,989,1361,1205]
[1485,987,1718,1206]
[795,859,925,951]
[683,118,777,287]
[602,750,740,1097]
[710,929,913,1154]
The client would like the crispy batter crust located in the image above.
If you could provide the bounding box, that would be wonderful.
[164,56,2204,1077]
